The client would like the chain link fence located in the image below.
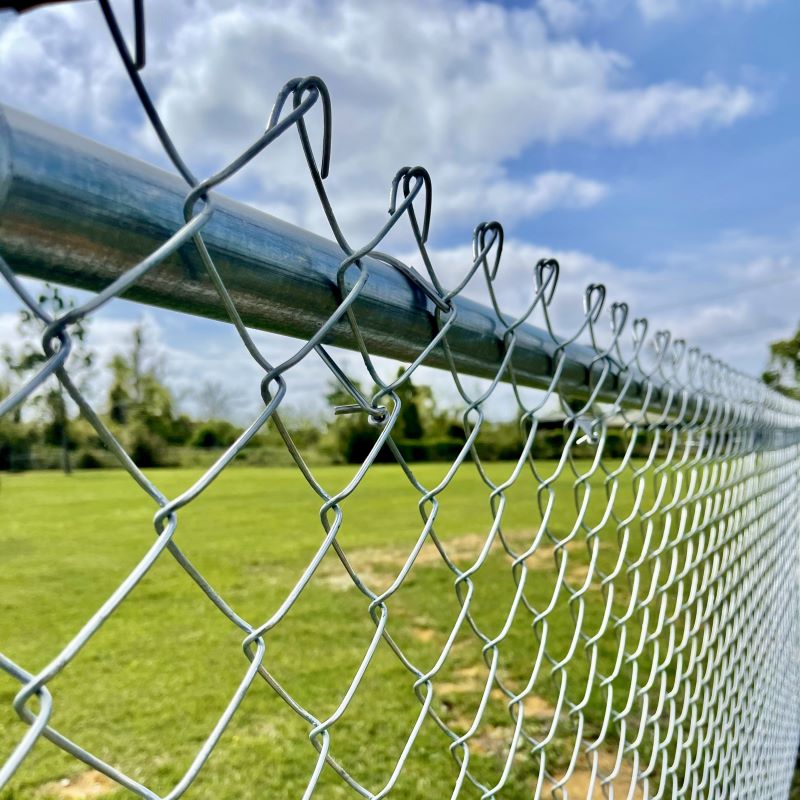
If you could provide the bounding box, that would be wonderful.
[2,2,800,797]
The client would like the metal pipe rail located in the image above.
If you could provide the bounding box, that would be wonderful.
[0,104,775,419]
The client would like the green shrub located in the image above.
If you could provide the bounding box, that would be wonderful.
[394,438,464,463]
[0,419,34,471]
[129,426,173,468]
[192,420,241,449]
[76,449,106,469]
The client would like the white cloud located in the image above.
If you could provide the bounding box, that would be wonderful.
[0,0,761,241]
[420,228,800,379]
[603,81,757,142]
[535,0,775,27]
[0,5,129,137]
[636,0,680,20]
[637,0,774,22]
[539,0,588,30]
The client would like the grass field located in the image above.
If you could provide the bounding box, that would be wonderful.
[0,461,659,799]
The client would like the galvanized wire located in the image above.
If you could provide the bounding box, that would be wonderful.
[2,3,800,798]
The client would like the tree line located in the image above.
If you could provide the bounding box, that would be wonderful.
[4,284,800,472]
[0,285,573,472]
[0,285,250,472]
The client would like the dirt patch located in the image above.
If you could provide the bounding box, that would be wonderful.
[521,693,557,720]
[315,562,391,592]
[38,770,117,798]
[438,687,643,799]
[415,533,501,567]
[436,664,488,696]
[317,530,554,592]
[470,724,520,757]
[411,627,436,643]
[560,750,644,799]
[463,731,643,798]
[562,541,623,589]
[425,532,557,572]
[445,684,560,754]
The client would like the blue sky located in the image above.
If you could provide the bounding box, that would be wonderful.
[0,0,798,420]
[521,1,800,265]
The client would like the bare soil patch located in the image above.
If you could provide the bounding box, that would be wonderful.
[38,770,116,799]
[317,530,555,592]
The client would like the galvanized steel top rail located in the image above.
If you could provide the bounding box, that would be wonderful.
[0,102,777,423]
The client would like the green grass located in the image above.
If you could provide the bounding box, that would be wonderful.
[0,460,656,799]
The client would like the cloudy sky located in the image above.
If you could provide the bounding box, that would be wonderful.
[1,0,799,421]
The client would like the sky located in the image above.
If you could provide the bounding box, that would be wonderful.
[0,0,799,422]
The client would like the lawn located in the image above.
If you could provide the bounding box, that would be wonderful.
[0,460,657,799]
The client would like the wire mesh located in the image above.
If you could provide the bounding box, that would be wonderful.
[2,3,800,798]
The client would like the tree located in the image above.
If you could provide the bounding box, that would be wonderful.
[324,378,382,464]
[195,380,232,421]
[106,323,184,465]
[323,369,438,463]
[2,283,94,473]
[107,324,170,425]
[762,325,800,398]
[393,368,433,441]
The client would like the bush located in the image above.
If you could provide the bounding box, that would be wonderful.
[76,449,106,469]
[235,446,298,467]
[343,427,385,464]
[192,419,240,449]
[165,413,195,445]
[604,430,629,458]
[537,430,567,459]
[0,420,34,471]
[394,438,464,463]
[129,427,173,468]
